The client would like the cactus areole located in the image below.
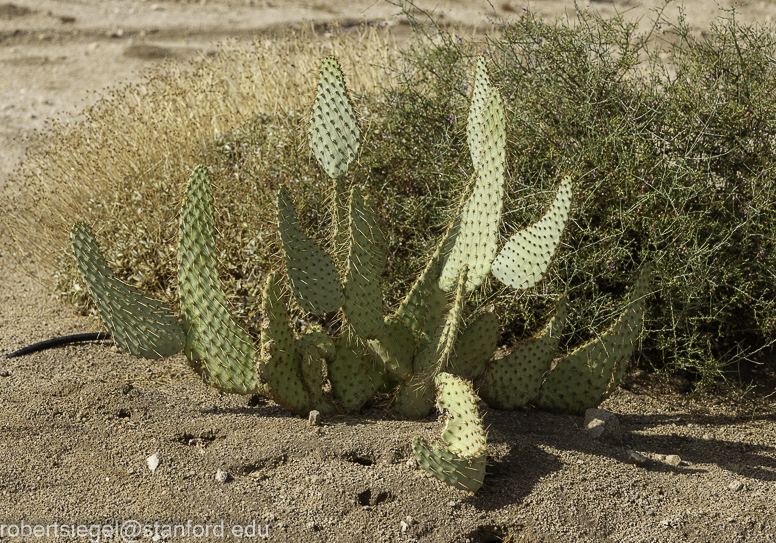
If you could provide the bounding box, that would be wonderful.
[71,55,649,493]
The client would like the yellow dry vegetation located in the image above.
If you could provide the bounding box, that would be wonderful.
[1,24,398,283]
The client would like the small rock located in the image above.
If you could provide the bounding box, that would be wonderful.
[647,509,655,516]
[147,453,160,474]
[584,408,623,446]
[308,410,321,426]
[729,480,744,492]
[628,451,647,466]
[215,469,230,483]
[702,433,712,440]
[665,454,682,467]
[400,521,409,533]
[406,457,417,469]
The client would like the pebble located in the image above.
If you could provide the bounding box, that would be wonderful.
[584,408,623,446]
[665,454,682,467]
[728,480,744,492]
[215,469,230,483]
[308,410,321,426]
[628,451,647,465]
[400,520,409,532]
[147,453,160,473]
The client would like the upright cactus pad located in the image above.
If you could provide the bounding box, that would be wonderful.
[71,223,185,359]
[343,186,387,339]
[259,273,311,414]
[328,329,385,411]
[412,373,487,493]
[368,316,416,377]
[466,56,493,172]
[439,87,507,293]
[277,185,343,315]
[492,177,573,291]
[535,266,650,415]
[416,265,469,375]
[476,296,567,410]
[447,311,499,381]
[308,56,360,179]
[178,166,259,394]
[298,331,337,414]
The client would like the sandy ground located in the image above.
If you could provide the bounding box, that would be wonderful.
[1,1,776,542]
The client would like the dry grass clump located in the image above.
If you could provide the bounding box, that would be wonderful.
[1,24,398,283]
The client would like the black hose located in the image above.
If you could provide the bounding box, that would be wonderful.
[4,333,112,359]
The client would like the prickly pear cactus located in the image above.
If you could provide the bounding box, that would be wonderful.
[69,53,652,496]
[412,373,487,493]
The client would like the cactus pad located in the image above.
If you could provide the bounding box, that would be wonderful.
[343,186,386,339]
[476,296,567,410]
[466,56,492,172]
[439,87,507,292]
[277,185,343,315]
[328,329,385,411]
[178,166,259,394]
[447,311,499,381]
[412,373,487,493]
[416,265,468,375]
[395,372,436,419]
[299,331,337,414]
[71,223,185,359]
[259,273,311,414]
[368,317,415,377]
[492,177,573,291]
[535,266,650,415]
[308,56,360,179]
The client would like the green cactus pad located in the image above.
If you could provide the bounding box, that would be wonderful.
[535,266,650,415]
[298,331,337,414]
[395,373,436,419]
[258,273,311,414]
[343,186,386,339]
[476,296,567,410]
[412,372,487,493]
[308,56,360,179]
[416,265,468,375]
[328,329,385,411]
[70,223,185,359]
[492,177,573,291]
[466,56,492,172]
[277,185,343,315]
[447,311,499,381]
[395,243,448,336]
[439,87,507,293]
[178,166,259,394]
[368,317,416,377]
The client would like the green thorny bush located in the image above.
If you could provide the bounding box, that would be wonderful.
[55,4,776,392]
[393,3,776,390]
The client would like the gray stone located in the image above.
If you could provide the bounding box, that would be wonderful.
[728,480,744,492]
[308,410,322,426]
[665,454,682,467]
[584,408,623,446]
[628,450,647,466]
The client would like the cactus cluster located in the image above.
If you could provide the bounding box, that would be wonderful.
[70,55,649,494]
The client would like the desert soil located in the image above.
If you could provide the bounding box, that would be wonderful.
[1,1,775,542]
